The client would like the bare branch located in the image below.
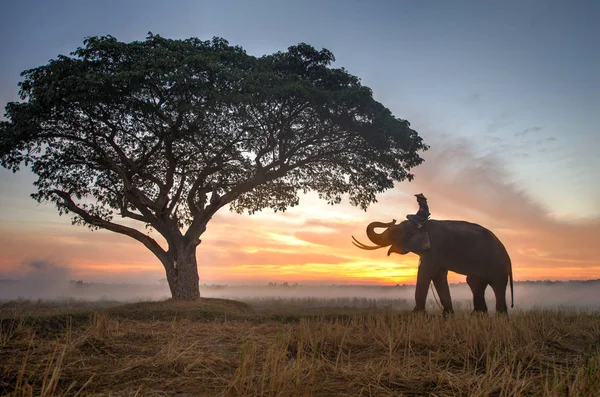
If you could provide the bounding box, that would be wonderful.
[51,190,169,263]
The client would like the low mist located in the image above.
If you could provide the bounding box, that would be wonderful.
[1,273,600,312]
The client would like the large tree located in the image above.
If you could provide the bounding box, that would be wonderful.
[0,34,428,299]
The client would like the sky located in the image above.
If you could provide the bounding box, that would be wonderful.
[0,0,599,285]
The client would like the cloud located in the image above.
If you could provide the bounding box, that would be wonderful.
[483,135,502,143]
[0,258,76,300]
[515,126,542,137]
[537,137,556,144]
[21,258,72,282]
[486,112,513,133]
[386,131,600,280]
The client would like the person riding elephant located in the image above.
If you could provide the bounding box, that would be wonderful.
[407,193,430,226]
[406,193,431,250]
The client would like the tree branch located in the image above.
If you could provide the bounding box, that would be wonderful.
[94,107,166,189]
[121,206,147,223]
[185,128,246,216]
[51,190,169,264]
[168,171,186,214]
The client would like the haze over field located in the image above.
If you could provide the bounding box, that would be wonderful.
[1,1,599,287]
[2,259,599,311]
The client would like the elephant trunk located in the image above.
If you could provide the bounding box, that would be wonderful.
[365,220,396,247]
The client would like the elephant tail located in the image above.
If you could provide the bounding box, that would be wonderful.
[509,260,514,308]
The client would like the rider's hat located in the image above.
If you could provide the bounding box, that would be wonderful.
[415,193,427,200]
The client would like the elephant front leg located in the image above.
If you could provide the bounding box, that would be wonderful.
[432,269,454,316]
[413,266,432,312]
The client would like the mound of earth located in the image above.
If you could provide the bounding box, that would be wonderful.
[107,298,254,321]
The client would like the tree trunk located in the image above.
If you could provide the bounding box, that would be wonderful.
[164,244,200,300]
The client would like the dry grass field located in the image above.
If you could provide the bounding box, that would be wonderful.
[1,298,600,396]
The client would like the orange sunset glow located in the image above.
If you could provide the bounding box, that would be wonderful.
[2,133,599,285]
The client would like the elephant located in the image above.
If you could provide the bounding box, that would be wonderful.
[352,219,514,315]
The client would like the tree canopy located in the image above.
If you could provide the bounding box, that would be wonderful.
[0,33,428,298]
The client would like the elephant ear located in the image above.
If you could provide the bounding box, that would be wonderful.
[405,232,431,253]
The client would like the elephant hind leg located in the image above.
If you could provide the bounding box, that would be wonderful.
[467,275,488,313]
[490,281,508,315]
[432,269,453,316]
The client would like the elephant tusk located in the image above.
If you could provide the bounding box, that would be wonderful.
[351,236,384,250]
[352,241,382,250]
[352,236,376,248]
